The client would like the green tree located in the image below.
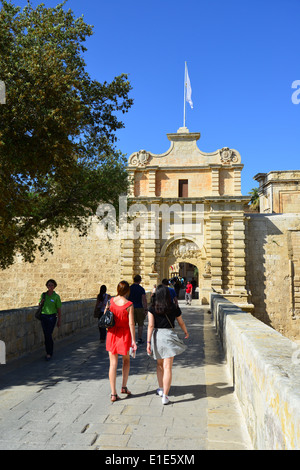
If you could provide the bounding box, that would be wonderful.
[248,187,260,212]
[0,0,133,269]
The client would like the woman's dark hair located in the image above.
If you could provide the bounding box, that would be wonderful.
[97,285,107,302]
[46,279,57,288]
[151,284,172,315]
[117,280,130,297]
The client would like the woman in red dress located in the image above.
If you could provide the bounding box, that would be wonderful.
[105,281,137,402]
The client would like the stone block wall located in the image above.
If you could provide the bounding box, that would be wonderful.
[210,293,300,450]
[246,214,300,340]
[0,219,122,311]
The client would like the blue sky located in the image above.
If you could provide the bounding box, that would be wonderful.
[15,0,300,195]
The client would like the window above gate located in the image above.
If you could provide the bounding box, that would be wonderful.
[179,179,188,197]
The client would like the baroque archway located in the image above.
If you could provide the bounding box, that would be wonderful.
[159,237,212,303]
[160,238,209,301]
[160,238,203,280]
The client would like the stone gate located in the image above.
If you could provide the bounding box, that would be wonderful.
[120,127,252,309]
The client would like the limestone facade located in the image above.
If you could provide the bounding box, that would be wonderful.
[246,214,300,339]
[254,171,300,213]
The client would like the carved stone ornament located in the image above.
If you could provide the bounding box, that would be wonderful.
[129,150,151,167]
[151,261,157,273]
[166,239,201,260]
[219,147,238,164]
[204,261,211,274]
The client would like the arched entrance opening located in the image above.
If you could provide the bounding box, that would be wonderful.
[160,237,205,301]
[179,262,198,285]
[167,262,199,300]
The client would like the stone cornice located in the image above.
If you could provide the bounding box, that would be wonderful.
[127,196,251,204]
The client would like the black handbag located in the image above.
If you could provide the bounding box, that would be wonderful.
[98,300,115,329]
[35,292,46,320]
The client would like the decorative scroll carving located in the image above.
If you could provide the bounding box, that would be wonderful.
[219,147,239,164]
[129,150,151,167]
[166,239,201,260]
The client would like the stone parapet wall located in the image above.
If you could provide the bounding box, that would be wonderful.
[246,213,300,340]
[210,293,300,450]
[0,293,152,362]
[0,299,96,361]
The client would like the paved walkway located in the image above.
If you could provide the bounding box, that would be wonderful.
[0,303,252,450]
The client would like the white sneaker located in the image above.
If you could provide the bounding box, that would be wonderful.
[162,394,170,405]
[156,388,163,397]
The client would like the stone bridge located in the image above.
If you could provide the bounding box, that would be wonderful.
[0,295,299,450]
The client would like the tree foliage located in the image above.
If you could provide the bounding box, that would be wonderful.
[0,0,133,268]
[248,187,260,212]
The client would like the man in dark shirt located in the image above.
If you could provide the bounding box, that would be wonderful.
[129,275,147,344]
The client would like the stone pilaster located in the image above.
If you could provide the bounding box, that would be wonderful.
[127,169,135,197]
[209,215,223,292]
[148,168,157,197]
[143,238,159,290]
[233,166,243,195]
[232,215,247,294]
[211,166,221,196]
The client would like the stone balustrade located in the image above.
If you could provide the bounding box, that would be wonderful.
[210,293,300,450]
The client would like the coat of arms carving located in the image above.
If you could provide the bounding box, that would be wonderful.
[129,150,151,167]
[219,147,239,164]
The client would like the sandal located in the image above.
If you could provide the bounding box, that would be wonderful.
[111,394,120,402]
[121,386,132,395]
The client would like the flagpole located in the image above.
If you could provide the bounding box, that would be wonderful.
[183,61,187,127]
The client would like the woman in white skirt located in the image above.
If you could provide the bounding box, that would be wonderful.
[147,285,189,405]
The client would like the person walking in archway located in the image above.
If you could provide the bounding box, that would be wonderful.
[185,280,193,305]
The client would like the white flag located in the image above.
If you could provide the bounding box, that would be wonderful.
[186,66,193,109]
